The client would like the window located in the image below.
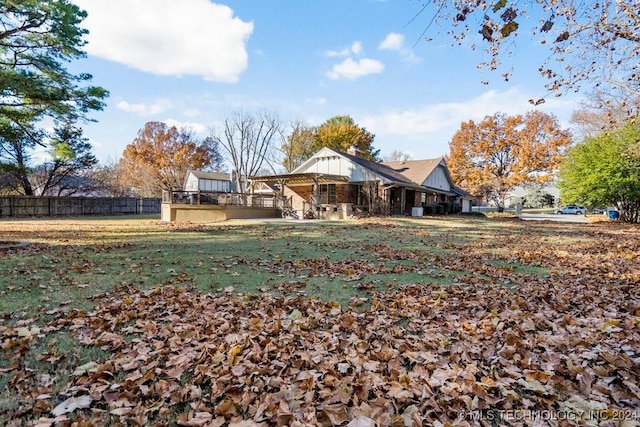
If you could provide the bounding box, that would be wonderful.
[356,184,377,205]
[319,184,336,204]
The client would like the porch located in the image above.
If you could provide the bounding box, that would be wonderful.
[250,174,460,219]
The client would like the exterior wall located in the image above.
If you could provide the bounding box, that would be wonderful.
[283,183,357,218]
[293,148,391,184]
[282,186,309,217]
[422,166,451,192]
[226,206,280,219]
[462,199,472,213]
[184,173,199,191]
[298,154,354,177]
[184,173,231,192]
[413,191,422,208]
[200,179,230,192]
[161,204,279,222]
[166,205,228,222]
[336,184,354,203]
[161,203,174,221]
[252,182,276,195]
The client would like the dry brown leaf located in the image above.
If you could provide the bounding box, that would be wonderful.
[50,395,92,416]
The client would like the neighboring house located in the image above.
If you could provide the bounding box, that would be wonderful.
[33,175,111,197]
[251,181,280,196]
[250,147,474,219]
[184,170,247,193]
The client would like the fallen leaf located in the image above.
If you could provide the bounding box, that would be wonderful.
[73,361,99,376]
[347,416,376,427]
[51,395,92,416]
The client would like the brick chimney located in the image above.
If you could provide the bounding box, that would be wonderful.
[347,145,361,157]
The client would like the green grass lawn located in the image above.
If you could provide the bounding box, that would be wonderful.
[0,215,566,316]
[1,215,638,425]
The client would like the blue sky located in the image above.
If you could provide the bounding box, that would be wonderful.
[69,0,581,167]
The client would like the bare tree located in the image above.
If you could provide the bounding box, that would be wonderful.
[89,158,139,197]
[411,1,640,103]
[210,110,283,200]
[571,91,640,139]
[383,150,413,162]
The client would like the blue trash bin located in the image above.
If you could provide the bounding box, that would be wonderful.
[608,210,619,220]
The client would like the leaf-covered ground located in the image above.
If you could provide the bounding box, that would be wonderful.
[0,216,639,426]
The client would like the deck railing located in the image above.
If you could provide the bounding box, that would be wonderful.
[163,190,280,208]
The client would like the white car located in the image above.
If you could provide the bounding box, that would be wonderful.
[554,205,586,215]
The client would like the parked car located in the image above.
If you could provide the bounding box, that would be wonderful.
[554,205,586,215]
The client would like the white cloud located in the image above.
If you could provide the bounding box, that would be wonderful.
[379,33,404,51]
[363,87,576,136]
[327,58,384,80]
[351,41,363,56]
[182,108,201,118]
[359,87,579,157]
[74,0,253,82]
[116,99,172,116]
[378,32,419,63]
[306,97,327,106]
[164,119,208,135]
[325,41,363,57]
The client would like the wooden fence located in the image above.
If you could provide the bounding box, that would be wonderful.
[0,197,161,218]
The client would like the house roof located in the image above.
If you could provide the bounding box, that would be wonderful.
[253,182,280,191]
[382,158,444,186]
[252,148,471,196]
[337,150,418,186]
[452,186,475,199]
[188,170,230,181]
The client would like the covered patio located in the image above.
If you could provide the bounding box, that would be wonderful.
[249,172,352,219]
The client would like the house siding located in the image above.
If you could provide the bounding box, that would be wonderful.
[422,166,451,192]
[295,149,386,183]
[184,172,231,192]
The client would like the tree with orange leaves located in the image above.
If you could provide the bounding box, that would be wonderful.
[448,111,572,211]
[119,121,223,196]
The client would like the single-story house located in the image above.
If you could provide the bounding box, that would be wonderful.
[250,147,474,219]
[32,175,112,197]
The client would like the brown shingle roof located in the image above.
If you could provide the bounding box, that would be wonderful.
[381,158,444,186]
[338,150,417,185]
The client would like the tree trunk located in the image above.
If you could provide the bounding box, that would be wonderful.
[17,166,34,196]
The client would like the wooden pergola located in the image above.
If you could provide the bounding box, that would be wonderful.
[250,173,349,218]
[250,172,349,186]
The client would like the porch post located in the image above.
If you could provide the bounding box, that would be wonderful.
[401,188,406,215]
[278,178,286,208]
[313,177,320,219]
